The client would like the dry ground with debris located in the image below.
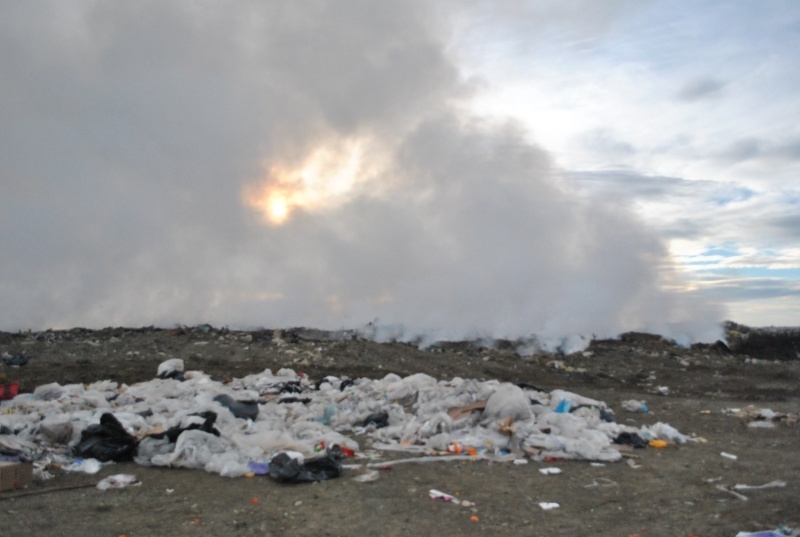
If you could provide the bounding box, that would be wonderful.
[1,326,799,537]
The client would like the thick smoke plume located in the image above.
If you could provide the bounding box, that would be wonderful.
[0,2,724,349]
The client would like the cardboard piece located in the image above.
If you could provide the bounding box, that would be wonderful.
[0,461,34,492]
[446,400,487,421]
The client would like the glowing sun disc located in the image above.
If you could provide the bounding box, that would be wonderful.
[268,193,289,224]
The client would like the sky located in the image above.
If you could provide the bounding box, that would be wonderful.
[1,1,798,349]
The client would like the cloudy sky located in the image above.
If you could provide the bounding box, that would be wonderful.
[1,1,797,347]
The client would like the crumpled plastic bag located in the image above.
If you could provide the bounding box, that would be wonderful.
[146,411,220,443]
[97,473,140,490]
[268,451,342,483]
[157,358,185,380]
[62,458,102,474]
[214,394,259,421]
[73,413,138,462]
[481,384,532,424]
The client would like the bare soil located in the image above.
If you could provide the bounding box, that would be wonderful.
[1,325,799,537]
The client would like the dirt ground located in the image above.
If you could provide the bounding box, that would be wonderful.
[1,325,799,537]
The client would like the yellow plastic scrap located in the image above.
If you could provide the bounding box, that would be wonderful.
[648,439,668,449]
[498,417,516,436]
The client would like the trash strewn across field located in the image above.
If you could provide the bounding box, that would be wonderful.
[1,359,690,481]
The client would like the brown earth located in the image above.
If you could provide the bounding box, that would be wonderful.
[1,325,799,537]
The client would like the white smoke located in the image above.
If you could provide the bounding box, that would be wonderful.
[0,1,725,347]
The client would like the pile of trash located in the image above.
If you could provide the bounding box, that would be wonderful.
[0,359,690,482]
[723,406,800,428]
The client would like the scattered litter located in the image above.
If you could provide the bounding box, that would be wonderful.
[247,461,269,475]
[351,470,379,482]
[97,474,140,490]
[539,467,562,475]
[643,422,687,443]
[584,477,618,488]
[748,421,776,429]
[268,452,341,484]
[539,502,560,510]
[721,452,738,460]
[429,489,460,504]
[0,382,20,401]
[716,484,749,501]
[648,440,668,449]
[614,432,647,449]
[735,532,789,537]
[447,442,465,454]
[0,461,33,491]
[1,353,29,367]
[627,459,641,469]
[724,406,800,427]
[513,458,528,465]
[590,462,606,467]
[470,515,479,522]
[656,386,670,395]
[736,525,800,537]
[62,459,102,474]
[622,400,649,413]
[733,480,787,491]
[366,455,478,467]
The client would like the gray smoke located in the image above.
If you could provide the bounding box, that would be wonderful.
[0,1,724,348]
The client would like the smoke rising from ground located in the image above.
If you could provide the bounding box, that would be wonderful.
[0,1,724,348]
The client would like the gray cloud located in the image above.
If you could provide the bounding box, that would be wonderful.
[697,277,800,302]
[676,76,727,101]
[716,137,764,164]
[713,136,800,166]
[768,214,800,234]
[579,129,636,159]
[570,170,756,206]
[0,1,724,345]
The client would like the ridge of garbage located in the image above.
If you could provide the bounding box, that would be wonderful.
[0,360,690,480]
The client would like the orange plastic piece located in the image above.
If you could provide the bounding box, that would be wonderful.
[648,439,668,449]
[447,442,463,454]
[470,516,479,522]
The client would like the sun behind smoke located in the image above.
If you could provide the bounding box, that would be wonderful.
[266,191,289,224]
[244,141,366,225]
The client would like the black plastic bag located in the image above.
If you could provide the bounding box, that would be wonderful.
[214,394,259,420]
[355,411,389,429]
[74,413,139,462]
[268,452,342,483]
[277,396,311,404]
[147,411,220,443]
[613,431,648,449]
[2,353,29,366]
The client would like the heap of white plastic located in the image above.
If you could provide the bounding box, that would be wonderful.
[0,363,688,477]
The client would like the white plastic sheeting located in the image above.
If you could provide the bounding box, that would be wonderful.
[0,365,688,477]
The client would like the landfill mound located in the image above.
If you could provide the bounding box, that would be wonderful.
[1,360,689,480]
[1,325,799,536]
